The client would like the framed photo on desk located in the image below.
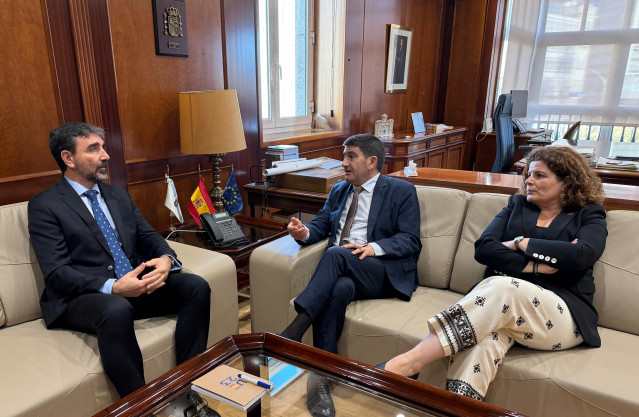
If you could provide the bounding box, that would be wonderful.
[385,24,412,93]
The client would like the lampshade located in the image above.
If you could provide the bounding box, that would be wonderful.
[179,89,247,155]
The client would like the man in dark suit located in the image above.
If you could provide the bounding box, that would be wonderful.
[28,122,211,398]
[281,134,422,417]
[393,36,407,84]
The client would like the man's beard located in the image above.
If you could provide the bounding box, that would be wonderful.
[79,162,109,183]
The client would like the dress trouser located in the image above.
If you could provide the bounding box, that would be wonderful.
[428,276,583,401]
[294,246,395,354]
[54,272,211,398]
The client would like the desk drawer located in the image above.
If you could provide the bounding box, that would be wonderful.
[430,137,447,148]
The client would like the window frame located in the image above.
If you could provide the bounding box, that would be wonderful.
[258,0,315,135]
[495,0,639,141]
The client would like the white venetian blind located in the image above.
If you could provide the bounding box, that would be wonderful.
[499,0,639,128]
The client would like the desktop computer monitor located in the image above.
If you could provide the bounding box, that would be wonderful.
[510,90,528,118]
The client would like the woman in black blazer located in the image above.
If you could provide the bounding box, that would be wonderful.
[379,146,607,401]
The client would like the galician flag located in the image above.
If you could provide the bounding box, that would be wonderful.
[187,176,215,227]
[164,174,184,223]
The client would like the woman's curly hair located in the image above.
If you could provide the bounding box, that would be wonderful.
[517,146,605,207]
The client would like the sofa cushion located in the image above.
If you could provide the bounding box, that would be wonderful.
[486,326,639,417]
[592,210,639,335]
[449,193,510,294]
[415,186,470,289]
[0,316,178,417]
[339,286,463,381]
[0,201,43,328]
[341,289,639,417]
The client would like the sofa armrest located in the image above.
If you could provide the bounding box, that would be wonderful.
[250,235,328,333]
[167,241,239,346]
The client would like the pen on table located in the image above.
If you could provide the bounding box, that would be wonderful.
[238,373,273,389]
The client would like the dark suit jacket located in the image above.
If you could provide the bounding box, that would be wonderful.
[474,195,607,347]
[28,178,178,327]
[303,175,422,300]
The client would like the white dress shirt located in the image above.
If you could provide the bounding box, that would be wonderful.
[302,173,385,256]
[64,176,179,294]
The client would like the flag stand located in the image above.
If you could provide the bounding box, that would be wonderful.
[165,165,176,232]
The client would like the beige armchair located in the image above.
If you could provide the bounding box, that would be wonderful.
[0,201,239,417]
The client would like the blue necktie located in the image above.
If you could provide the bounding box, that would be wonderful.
[84,190,133,278]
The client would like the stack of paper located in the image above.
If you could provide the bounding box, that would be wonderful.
[263,157,337,176]
[575,147,595,159]
[596,157,639,170]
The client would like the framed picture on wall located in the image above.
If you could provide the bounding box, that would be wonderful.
[385,24,412,93]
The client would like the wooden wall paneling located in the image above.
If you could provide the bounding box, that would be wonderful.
[296,136,346,162]
[44,0,84,123]
[358,0,443,135]
[443,0,505,171]
[221,0,263,215]
[401,0,443,130]
[0,1,66,205]
[128,165,233,233]
[87,0,127,187]
[107,0,224,164]
[471,0,507,171]
[434,0,456,123]
[103,0,226,229]
[68,0,104,127]
[342,0,365,137]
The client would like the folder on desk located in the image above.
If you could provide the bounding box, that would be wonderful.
[596,157,639,170]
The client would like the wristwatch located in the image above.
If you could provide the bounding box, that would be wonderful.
[514,236,524,252]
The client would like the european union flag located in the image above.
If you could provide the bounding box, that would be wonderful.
[221,172,243,215]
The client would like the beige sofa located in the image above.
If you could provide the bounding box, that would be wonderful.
[250,185,639,417]
[0,201,239,417]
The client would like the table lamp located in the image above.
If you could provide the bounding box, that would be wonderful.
[179,89,247,213]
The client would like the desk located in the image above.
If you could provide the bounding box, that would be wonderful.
[474,129,553,172]
[247,171,639,214]
[381,127,467,174]
[513,140,639,186]
[387,167,639,211]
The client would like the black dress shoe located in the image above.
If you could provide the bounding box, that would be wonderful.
[375,361,420,380]
[306,373,335,417]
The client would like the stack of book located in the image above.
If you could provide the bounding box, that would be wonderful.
[596,157,639,170]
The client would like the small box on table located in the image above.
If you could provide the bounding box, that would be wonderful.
[273,167,345,193]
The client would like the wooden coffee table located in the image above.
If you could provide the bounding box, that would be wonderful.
[93,333,525,417]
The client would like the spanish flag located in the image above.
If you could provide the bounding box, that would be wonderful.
[187,176,215,226]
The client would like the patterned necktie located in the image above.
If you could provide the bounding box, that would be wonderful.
[84,190,133,278]
[339,186,363,246]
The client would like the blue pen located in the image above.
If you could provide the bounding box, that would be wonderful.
[238,373,272,389]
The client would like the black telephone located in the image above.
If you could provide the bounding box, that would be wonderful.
[200,211,248,247]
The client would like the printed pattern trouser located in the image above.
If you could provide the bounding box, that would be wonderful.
[428,276,584,401]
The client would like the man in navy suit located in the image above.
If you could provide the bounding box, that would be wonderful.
[281,134,422,417]
[28,122,211,398]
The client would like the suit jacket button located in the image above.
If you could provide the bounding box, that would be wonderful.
[551,258,557,264]
[108,265,114,271]
[545,256,550,261]
[533,253,539,258]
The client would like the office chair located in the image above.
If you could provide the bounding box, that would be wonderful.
[491,93,515,173]
[564,121,581,146]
